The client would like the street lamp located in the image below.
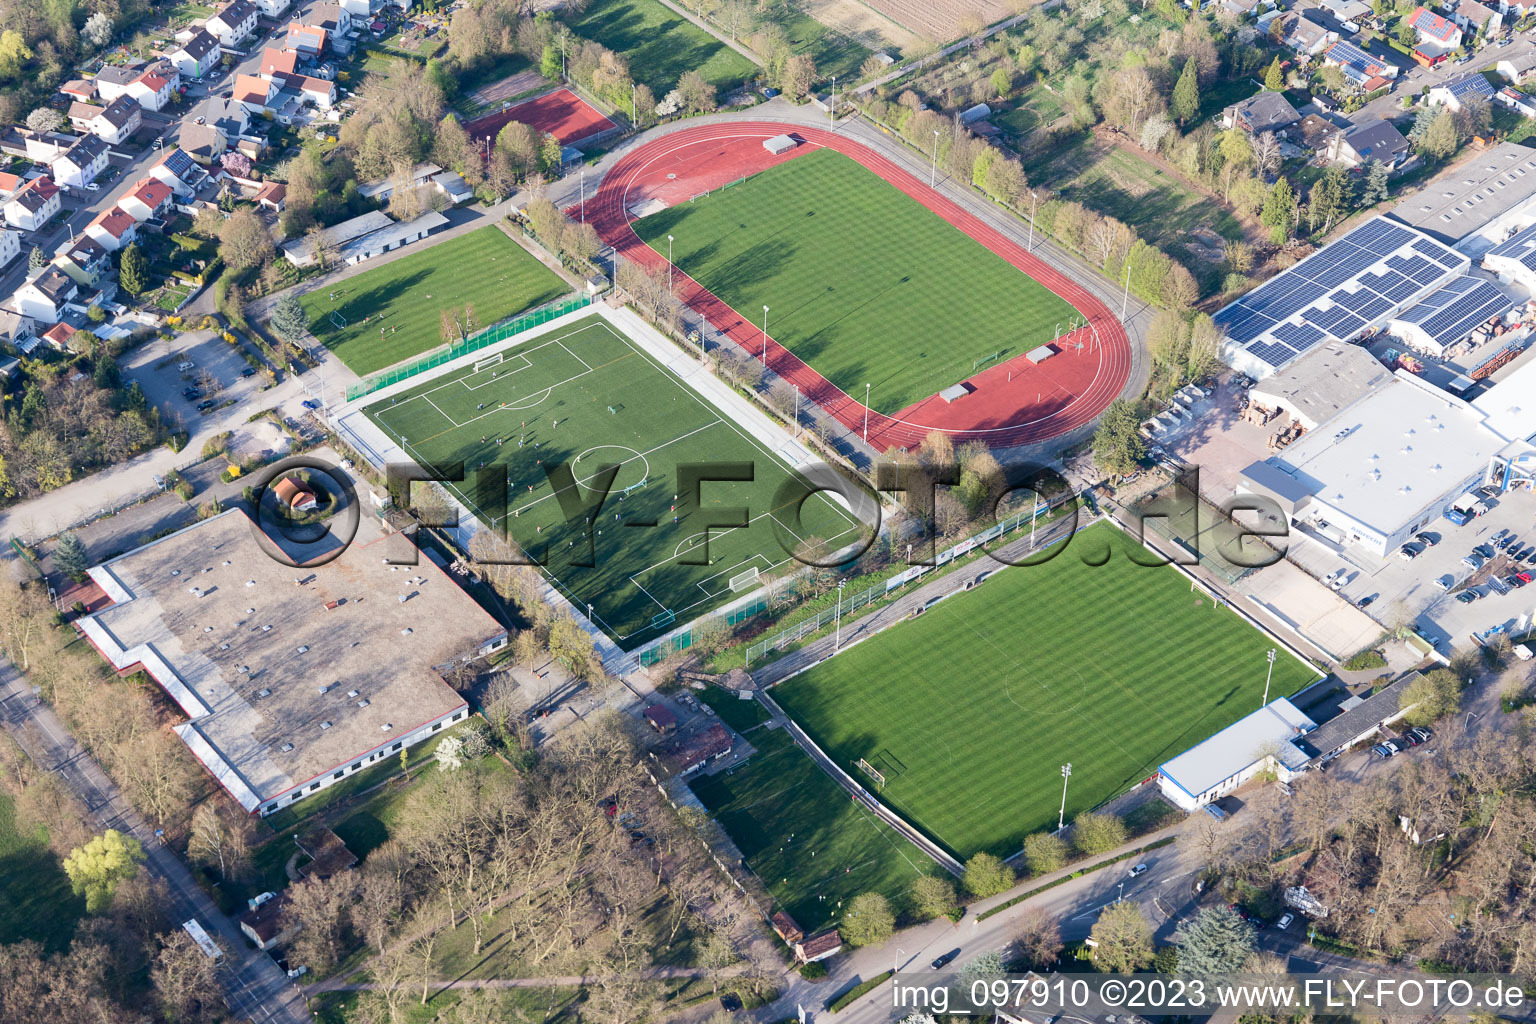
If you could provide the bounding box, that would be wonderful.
[1118,882,1125,902]
[579,167,585,223]
[1121,262,1131,320]
[930,130,940,188]
[761,305,769,365]
[1057,763,1072,832]
[830,75,837,129]
[1262,648,1276,708]
[863,382,871,442]
[667,234,674,292]
[835,579,848,649]
[895,947,904,974]
[1028,190,1037,252]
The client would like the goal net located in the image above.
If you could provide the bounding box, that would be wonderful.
[728,566,760,592]
[856,757,886,791]
[474,352,505,373]
[329,310,348,329]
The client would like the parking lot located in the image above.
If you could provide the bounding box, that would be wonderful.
[123,328,268,425]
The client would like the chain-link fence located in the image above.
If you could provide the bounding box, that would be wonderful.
[344,292,596,402]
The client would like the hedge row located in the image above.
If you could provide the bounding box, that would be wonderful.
[826,970,894,1013]
[976,836,1177,922]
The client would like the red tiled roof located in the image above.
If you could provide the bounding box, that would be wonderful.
[0,172,20,194]
[137,71,171,92]
[17,177,60,202]
[43,322,76,346]
[89,207,136,238]
[130,177,172,208]
[260,47,299,76]
[233,74,272,104]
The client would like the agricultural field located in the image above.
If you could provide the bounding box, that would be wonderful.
[297,226,568,377]
[633,147,1077,415]
[773,521,1318,859]
[690,728,932,930]
[567,0,759,95]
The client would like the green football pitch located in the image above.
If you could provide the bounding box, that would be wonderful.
[773,521,1319,859]
[364,315,863,646]
[632,148,1079,416]
[299,226,568,377]
[690,728,932,931]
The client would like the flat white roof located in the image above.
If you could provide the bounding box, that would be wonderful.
[1473,351,1536,442]
[1160,698,1316,799]
[1263,370,1507,534]
[1391,142,1536,243]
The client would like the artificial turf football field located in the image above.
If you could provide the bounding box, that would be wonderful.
[363,314,862,646]
[690,728,931,931]
[631,148,1079,416]
[773,521,1319,859]
[299,226,568,377]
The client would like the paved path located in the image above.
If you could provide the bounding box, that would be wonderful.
[312,965,713,994]
[0,658,309,1024]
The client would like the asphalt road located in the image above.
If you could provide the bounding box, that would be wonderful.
[0,658,309,1024]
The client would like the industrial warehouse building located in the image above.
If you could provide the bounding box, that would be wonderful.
[1158,698,1317,811]
[76,509,507,814]
[1390,142,1536,251]
[1216,217,1468,379]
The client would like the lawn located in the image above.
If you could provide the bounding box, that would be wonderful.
[0,786,85,951]
[632,148,1077,415]
[776,10,872,81]
[298,226,569,377]
[771,520,1319,860]
[567,0,759,95]
[364,314,861,648]
[696,685,770,733]
[690,728,932,930]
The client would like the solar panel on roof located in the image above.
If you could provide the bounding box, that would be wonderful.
[1246,340,1299,367]
[1226,310,1278,343]
[1357,296,1393,320]
[1332,314,1367,337]
[1303,305,1350,330]
[1411,264,1446,285]
[1274,322,1325,351]
[1384,278,1421,302]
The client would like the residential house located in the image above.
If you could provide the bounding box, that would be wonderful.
[303,2,352,35]
[148,146,206,196]
[1450,0,1502,36]
[1326,118,1411,168]
[84,207,138,252]
[3,177,62,231]
[13,267,79,322]
[338,0,371,16]
[254,0,292,16]
[1280,13,1337,55]
[793,931,843,965]
[1408,6,1463,62]
[171,30,222,81]
[287,74,336,108]
[42,322,77,351]
[66,102,105,133]
[1428,70,1498,110]
[258,46,299,78]
[1499,52,1536,82]
[53,236,113,287]
[181,122,227,163]
[207,0,260,46]
[431,170,473,205]
[127,63,180,112]
[1497,84,1536,115]
[0,172,21,200]
[89,95,143,146]
[0,311,37,354]
[195,95,251,137]
[25,131,77,164]
[286,22,327,55]
[120,177,173,221]
[59,79,96,103]
[0,228,17,269]
[1323,39,1399,89]
[239,897,298,951]
[254,181,286,211]
[52,134,110,189]
[1222,91,1302,134]
[92,64,142,104]
[232,73,278,112]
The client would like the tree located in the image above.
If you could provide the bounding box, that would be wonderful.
[782,53,817,97]
[1401,668,1462,726]
[26,107,64,133]
[676,70,717,114]
[1072,811,1127,855]
[54,531,88,581]
[842,891,895,946]
[1252,131,1281,177]
[83,11,114,48]
[1163,263,1199,309]
[1223,239,1255,275]
[27,245,46,272]
[218,209,274,270]
[1263,56,1284,91]
[1022,831,1068,875]
[990,67,1013,97]
[63,829,144,912]
[1261,177,1295,243]
[909,874,959,920]
[119,242,150,296]
[541,43,561,79]
[0,30,32,77]
[152,927,222,1021]
[1013,908,1063,969]
[1091,901,1155,973]
[1091,399,1146,476]
[188,802,250,882]
[285,873,356,974]
[1361,159,1390,206]
[270,293,310,342]
[1420,109,1459,160]
[963,851,1015,898]
[219,150,252,177]
[1178,906,1254,974]
[1171,57,1199,124]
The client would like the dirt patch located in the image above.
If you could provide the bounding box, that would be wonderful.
[464,68,549,109]
[801,0,924,53]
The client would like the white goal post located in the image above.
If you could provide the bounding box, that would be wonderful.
[473,352,505,373]
[728,565,761,592]
[856,757,886,791]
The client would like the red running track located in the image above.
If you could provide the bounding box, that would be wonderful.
[465,87,617,149]
[583,122,1131,451]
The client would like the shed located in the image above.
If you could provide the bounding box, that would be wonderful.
[770,911,804,943]
[273,475,318,511]
[644,704,677,735]
[794,929,843,963]
[959,102,992,124]
[763,134,796,155]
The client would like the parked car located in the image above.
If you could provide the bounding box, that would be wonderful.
[1435,575,1455,590]
[1325,569,1346,589]
[1371,743,1396,758]
[248,891,275,910]
[1416,532,1439,547]
[1519,571,1533,584]
[1276,912,1295,930]
[241,366,257,377]
[1128,863,1149,877]
[932,949,961,969]
[1398,544,1419,560]
[287,965,308,979]
[182,387,201,399]
[1493,528,1510,544]
[84,181,99,191]
[1498,534,1515,550]
[197,399,216,411]
[1358,594,1376,608]
[302,398,322,410]
[1462,554,1483,569]
[1476,544,1495,559]
[1456,591,1478,603]
[1410,727,1433,743]
[1385,738,1408,754]
[1399,731,1421,747]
